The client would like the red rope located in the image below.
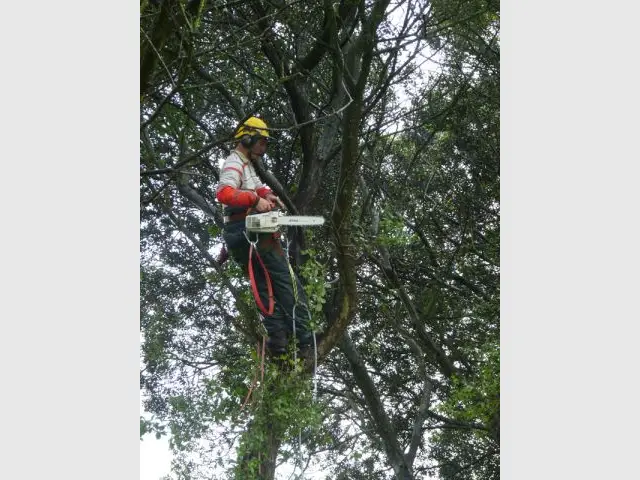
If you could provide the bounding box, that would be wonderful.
[241,345,259,411]
[248,240,275,316]
[240,337,267,411]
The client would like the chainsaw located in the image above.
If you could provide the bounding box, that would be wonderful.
[245,211,325,233]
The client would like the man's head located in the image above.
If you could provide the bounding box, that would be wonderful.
[234,116,271,161]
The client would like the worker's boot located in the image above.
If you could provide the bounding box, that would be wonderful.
[298,332,324,362]
[266,330,288,355]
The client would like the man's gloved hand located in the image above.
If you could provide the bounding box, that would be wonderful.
[255,197,273,212]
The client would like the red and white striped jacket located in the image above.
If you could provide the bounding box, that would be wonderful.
[216,150,271,208]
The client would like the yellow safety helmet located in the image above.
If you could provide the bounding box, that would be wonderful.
[234,116,271,143]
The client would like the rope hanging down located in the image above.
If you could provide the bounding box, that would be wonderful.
[284,237,318,400]
[240,336,267,411]
[244,231,275,316]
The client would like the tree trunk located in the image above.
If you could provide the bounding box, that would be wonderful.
[340,333,415,480]
[236,416,283,480]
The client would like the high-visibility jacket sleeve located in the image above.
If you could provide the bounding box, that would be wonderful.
[256,186,272,198]
[216,185,260,208]
[216,151,265,207]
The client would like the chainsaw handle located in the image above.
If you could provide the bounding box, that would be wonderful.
[274,197,286,211]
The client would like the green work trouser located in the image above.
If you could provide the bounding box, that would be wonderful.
[223,221,312,346]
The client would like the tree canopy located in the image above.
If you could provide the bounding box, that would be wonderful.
[140,0,499,478]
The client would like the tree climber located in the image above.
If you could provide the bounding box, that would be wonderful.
[216,116,314,356]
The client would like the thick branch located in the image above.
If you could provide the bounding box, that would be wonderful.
[193,65,246,118]
[340,332,414,480]
[176,174,224,226]
[140,136,230,176]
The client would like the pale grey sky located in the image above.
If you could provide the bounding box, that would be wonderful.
[140,434,172,480]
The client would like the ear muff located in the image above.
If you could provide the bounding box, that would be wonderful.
[240,134,258,148]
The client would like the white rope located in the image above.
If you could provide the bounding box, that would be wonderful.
[292,303,298,363]
[312,329,318,401]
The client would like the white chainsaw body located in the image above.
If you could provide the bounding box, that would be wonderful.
[245,211,325,233]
